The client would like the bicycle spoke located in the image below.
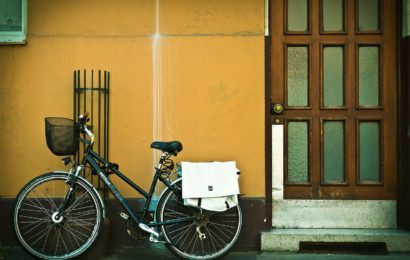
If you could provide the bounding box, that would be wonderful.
[21,202,51,217]
[68,208,96,218]
[64,225,78,252]
[169,224,193,242]
[41,222,51,253]
[167,223,193,236]
[205,226,218,253]
[186,228,199,255]
[207,225,229,246]
[177,224,196,251]
[174,223,195,246]
[65,191,91,214]
[68,204,96,214]
[206,228,223,250]
[20,206,51,214]
[39,185,58,212]
[19,217,49,235]
[165,208,191,218]
[60,223,90,241]
[19,214,49,223]
[54,226,61,255]
[168,199,194,214]
[26,222,56,246]
[208,222,236,235]
[24,198,52,216]
[208,222,233,241]
[65,219,95,232]
[62,223,82,249]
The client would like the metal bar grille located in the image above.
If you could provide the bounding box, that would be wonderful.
[73,69,110,192]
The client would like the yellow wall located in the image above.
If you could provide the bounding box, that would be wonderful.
[0,0,265,197]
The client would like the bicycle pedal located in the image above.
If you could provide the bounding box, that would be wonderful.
[149,235,169,245]
[120,212,129,220]
[196,227,207,240]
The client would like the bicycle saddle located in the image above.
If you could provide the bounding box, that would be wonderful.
[151,141,183,155]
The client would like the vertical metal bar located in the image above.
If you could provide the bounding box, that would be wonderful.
[77,70,81,165]
[83,70,87,178]
[98,70,102,157]
[105,71,110,199]
[83,69,87,114]
[73,71,78,162]
[104,71,107,161]
[102,71,107,193]
[77,70,81,122]
[91,70,94,129]
[73,71,77,123]
[107,72,110,163]
[91,70,94,184]
[98,70,102,189]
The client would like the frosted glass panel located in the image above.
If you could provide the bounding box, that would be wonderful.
[323,121,345,183]
[322,0,344,31]
[287,46,309,107]
[359,122,380,182]
[288,122,309,183]
[287,0,309,32]
[359,46,379,107]
[358,0,379,31]
[324,47,344,107]
[0,0,22,32]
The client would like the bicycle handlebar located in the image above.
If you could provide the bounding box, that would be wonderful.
[79,112,95,144]
[79,112,89,124]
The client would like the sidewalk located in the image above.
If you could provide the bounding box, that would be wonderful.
[3,245,410,260]
[106,246,410,260]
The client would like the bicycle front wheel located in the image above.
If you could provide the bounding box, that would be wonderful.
[156,179,243,259]
[13,172,102,259]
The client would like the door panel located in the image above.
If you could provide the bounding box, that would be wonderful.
[270,0,397,199]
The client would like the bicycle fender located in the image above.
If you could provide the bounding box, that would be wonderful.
[154,178,182,219]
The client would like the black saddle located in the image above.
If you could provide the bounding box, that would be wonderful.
[151,141,183,155]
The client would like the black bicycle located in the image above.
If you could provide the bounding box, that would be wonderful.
[12,113,243,259]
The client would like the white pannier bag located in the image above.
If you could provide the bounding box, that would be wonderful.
[181,161,240,212]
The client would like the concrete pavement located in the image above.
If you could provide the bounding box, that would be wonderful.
[3,244,410,260]
[105,246,410,260]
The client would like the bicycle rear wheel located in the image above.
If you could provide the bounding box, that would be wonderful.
[156,179,242,259]
[13,172,102,259]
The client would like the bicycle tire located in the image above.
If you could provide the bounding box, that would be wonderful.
[13,172,102,259]
[156,179,242,259]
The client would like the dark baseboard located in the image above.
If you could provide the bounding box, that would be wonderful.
[0,196,265,252]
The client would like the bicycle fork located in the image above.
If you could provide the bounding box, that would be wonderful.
[52,166,82,222]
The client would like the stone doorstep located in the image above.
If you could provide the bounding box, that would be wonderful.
[261,229,410,252]
[272,200,397,229]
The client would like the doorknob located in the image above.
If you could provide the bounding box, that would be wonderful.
[271,103,284,114]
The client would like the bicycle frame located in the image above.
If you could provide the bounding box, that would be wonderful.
[13,116,243,260]
[72,145,196,229]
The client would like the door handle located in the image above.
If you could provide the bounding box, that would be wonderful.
[271,103,284,114]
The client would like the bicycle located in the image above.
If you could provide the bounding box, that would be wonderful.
[12,113,243,259]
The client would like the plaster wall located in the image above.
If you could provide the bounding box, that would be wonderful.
[0,0,265,197]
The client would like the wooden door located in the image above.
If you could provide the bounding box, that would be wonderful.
[270,0,397,199]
